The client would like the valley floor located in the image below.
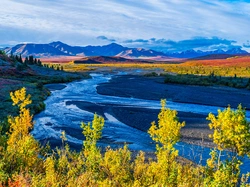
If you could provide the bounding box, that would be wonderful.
[95,74,250,147]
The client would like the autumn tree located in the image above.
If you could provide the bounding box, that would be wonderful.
[149,99,185,151]
[205,105,250,186]
[4,88,41,175]
[146,99,185,185]
[81,114,104,177]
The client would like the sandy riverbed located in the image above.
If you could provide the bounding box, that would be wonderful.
[96,74,250,147]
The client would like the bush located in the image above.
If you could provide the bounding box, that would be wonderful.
[0,50,6,55]
[0,89,249,186]
[164,73,249,89]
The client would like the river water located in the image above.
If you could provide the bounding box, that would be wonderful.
[32,73,250,173]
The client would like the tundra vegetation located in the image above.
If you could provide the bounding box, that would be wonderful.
[0,51,86,121]
[61,56,250,89]
[0,88,249,186]
[62,56,250,78]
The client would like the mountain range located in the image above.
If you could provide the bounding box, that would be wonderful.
[3,41,249,59]
[166,48,248,58]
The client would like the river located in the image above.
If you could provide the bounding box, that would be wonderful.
[32,73,250,173]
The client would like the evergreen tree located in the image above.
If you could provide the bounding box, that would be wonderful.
[37,59,42,66]
[28,55,34,65]
[0,50,6,55]
[15,55,19,62]
[24,57,29,66]
[10,51,14,59]
[19,54,23,63]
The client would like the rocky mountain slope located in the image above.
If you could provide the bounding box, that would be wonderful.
[4,41,249,59]
[5,42,169,59]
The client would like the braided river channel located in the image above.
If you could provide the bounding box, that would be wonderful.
[32,73,250,174]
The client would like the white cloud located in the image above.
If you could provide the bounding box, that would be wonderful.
[0,0,250,51]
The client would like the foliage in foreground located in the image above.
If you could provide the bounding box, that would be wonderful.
[0,88,249,186]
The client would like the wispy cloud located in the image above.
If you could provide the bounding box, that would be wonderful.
[97,36,116,42]
[0,0,250,51]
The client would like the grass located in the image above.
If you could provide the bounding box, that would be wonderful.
[61,63,166,72]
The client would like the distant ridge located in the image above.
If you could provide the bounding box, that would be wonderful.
[3,41,249,59]
[4,42,170,59]
[166,48,248,58]
[74,56,152,64]
[4,43,67,57]
[190,54,234,60]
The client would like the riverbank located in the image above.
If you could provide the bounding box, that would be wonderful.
[33,72,250,176]
[96,74,250,147]
[0,64,87,121]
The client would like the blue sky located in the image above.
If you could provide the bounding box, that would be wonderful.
[1,0,250,52]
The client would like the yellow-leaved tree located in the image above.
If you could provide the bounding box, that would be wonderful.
[81,114,104,180]
[5,87,41,175]
[149,99,185,151]
[145,99,185,186]
[205,105,250,186]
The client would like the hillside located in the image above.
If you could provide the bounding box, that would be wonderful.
[74,56,152,64]
[0,52,84,120]
[182,55,250,67]
[190,54,234,60]
[0,54,36,77]
[4,43,67,57]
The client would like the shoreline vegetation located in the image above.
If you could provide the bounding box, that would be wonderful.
[0,87,249,186]
[162,73,250,89]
